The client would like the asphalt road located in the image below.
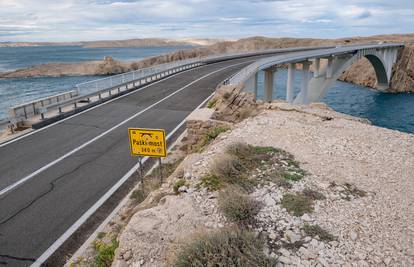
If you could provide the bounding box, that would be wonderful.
[0,57,259,266]
[0,43,401,266]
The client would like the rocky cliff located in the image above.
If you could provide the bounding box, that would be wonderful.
[339,45,414,93]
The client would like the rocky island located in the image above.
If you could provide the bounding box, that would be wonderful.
[1,34,413,93]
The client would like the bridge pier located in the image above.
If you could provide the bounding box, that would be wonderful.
[299,61,311,104]
[264,69,275,102]
[286,63,296,103]
[246,72,259,99]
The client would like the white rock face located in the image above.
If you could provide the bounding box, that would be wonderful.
[112,104,414,267]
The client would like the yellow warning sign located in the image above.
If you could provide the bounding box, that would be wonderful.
[128,128,167,157]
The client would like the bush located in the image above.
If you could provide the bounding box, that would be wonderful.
[94,238,119,267]
[204,126,230,144]
[200,174,223,191]
[174,228,274,267]
[207,98,218,108]
[227,143,278,170]
[219,188,261,224]
[303,223,335,242]
[173,179,187,194]
[281,171,304,182]
[211,155,255,191]
[281,193,314,217]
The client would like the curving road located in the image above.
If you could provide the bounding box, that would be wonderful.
[0,43,402,266]
[0,56,264,266]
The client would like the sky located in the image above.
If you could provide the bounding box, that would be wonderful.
[0,0,413,42]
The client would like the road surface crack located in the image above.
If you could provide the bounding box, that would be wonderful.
[0,254,35,265]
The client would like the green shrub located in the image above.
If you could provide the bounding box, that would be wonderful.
[218,188,261,224]
[282,171,304,182]
[211,155,255,191]
[303,223,335,242]
[173,228,274,267]
[200,174,223,191]
[281,193,314,217]
[227,143,278,170]
[173,179,187,194]
[207,98,218,108]
[94,239,119,267]
[204,127,229,143]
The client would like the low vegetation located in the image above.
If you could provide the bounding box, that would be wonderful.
[303,223,336,242]
[281,193,314,217]
[173,179,187,194]
[173,228,275,267]
[202,126,230,146]
[207,98,218,108]
[93,238,119,267]
[218,187,261,224]
[200,174,223,191]
[302,188,326,200]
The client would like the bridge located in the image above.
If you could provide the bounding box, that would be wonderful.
[0,43,403,266]
[229,43,403,104]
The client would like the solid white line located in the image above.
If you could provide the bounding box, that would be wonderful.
[0,61,248,198]
[32,90,217,267]
[0,64,204,148]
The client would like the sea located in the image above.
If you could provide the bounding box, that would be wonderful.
[0,46,413,134]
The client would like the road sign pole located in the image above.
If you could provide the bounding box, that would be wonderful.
[159,158,163,184]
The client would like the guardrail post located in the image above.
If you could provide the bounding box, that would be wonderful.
[23,106,28,119]
[59,107,62,114]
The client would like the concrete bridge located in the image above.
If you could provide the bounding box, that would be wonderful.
[228,43,403,104]
[0,43,404,266]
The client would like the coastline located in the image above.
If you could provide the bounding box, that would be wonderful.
[1,35,413,93]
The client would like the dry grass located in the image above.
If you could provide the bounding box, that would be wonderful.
[172,228,275,267]
[218,187,262,225]
[281,193,314,217]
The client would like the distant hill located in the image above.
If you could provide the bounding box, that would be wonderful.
[0,38,223,48]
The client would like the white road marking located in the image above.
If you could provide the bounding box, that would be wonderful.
[0,64,203,148]
[0,61,249,198]
[31,89,217,267]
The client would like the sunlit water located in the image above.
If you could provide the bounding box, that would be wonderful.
[0,45,194,120]
[0,46,413,134]
[248,70,414,134]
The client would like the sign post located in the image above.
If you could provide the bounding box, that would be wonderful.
[128,128,167,182]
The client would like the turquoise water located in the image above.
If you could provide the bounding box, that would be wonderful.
[0,46,413,134]
[0,45,194,120]
[251,70,414,134]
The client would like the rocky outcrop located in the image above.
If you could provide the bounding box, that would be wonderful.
[1,34,413,92]
[210,84,259,122]
[339,45,414,92]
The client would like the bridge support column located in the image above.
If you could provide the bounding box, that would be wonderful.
[252,72,258,99]
[313,58,320,77]
[286,63,295,103]
[326,57,334,78]
[264,69,275,102]
[299,61,311,105]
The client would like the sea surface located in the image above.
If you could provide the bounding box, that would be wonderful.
[0,45,194,120]
[249,70,414,134]
[0,46,413,134]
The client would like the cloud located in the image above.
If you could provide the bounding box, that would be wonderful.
[0,0,412,41]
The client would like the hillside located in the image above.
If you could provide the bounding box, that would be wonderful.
[0,38,222,48]
[1,34,413,92]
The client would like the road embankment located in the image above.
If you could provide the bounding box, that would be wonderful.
[68,85,414,267]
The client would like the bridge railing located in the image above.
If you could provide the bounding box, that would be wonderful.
[227,43,405,86]
[19,45,347,125]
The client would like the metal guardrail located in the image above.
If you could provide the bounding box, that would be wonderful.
[7,45,346,122]
[227,43,405,85]
[8,90,79,121]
